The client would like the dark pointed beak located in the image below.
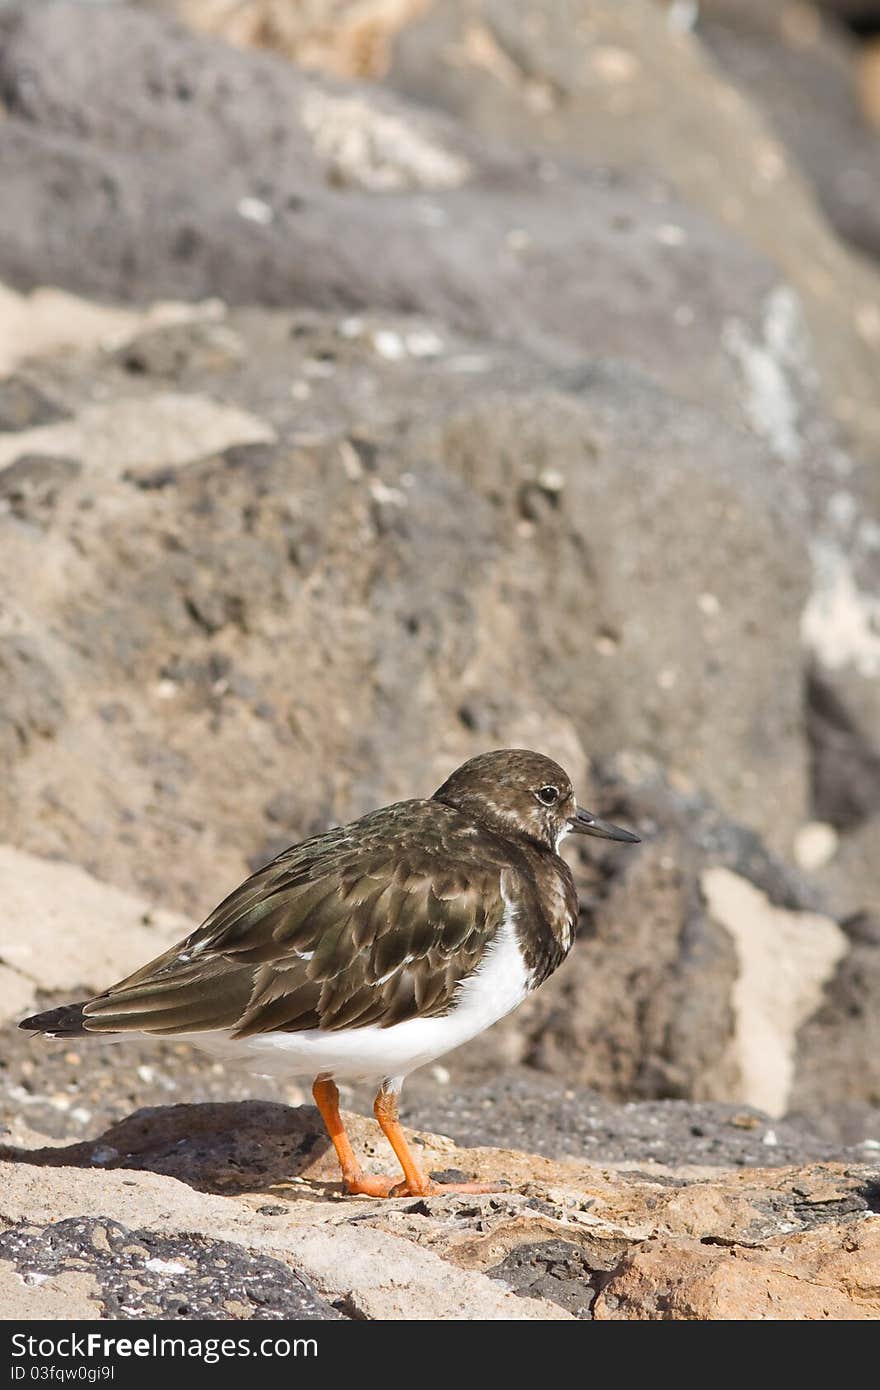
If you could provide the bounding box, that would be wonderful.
[569,806,640,843]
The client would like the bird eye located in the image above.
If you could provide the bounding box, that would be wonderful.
[537,785,559,806]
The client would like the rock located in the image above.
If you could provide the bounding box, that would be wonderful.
[0,1260,103,1321]
[0,301,876,1113]
[1,1099,877,1320]
[390,0,880,467]
[487,1239,610,1318]
[0,454,82,525]
[805,668,880,831]
[386,0,880,813]
[6,3,880,864]
[0,377,69,432]
[0,281,226,376]
[0,635,66,770]
[0,1218,342,1320]
[858,37,880,128]
[147,0,429,79]
[440,766,854,1116]
[697,0,880,263]
[0,301,815,915]
[0,1,851,466]
[1,0,880,1238]
[0,393,276,479]
[0,967,38,1035]
[593,1220,880,1319]
[0,846,187,1023]
[700,865,846,1116]
[402,1071,880,1167]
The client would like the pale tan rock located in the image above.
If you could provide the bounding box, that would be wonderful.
[0,845,188,1020]
[0,1262,103,1320]
[149,1,429,79]
[0,284,225,375]
[299,87,469,190]
[2,1100,877,1320]
[0,966,35,1029]
[0,394,275,479]
[0,1160,569,1321]
[594,1221,880,1320]
[701,867,847,1116]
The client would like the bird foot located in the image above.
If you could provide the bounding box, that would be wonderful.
[343,1172,505,1198]
[342,1172,403,1198]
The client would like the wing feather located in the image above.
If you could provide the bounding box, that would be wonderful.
[80,800,511,1039]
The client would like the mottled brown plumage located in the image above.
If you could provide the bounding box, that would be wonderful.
[21,749,639,1199]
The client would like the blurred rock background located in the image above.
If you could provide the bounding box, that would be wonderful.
[2,0,880,1162]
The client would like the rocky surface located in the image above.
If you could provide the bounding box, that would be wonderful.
[2,0,880,1319]
[697,0,880,263]
[2,1099,878,1320]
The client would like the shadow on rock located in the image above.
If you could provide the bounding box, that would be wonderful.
[0,1099,336,1198]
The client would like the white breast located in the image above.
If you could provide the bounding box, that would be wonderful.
[180,915,532,1086]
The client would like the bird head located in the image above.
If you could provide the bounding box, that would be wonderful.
[432,748,640,853]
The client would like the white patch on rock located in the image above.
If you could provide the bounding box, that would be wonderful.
[701,866,847,1118]
[793,822,838,872]
[236,196,274,225]
[801,540,880,678]
[0,282,225,374]
[722,285,807,463]
[0,394,275,479]
[145,1258,187,1276]
[300,89,469,191]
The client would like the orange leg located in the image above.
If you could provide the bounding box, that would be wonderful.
[311,1078,398,1197]
[372,1083,504,1198]
[312,1077,504,1199]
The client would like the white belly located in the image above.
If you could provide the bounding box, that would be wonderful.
[180,918,531,1085]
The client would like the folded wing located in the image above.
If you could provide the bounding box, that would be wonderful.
[79,803,508,1037]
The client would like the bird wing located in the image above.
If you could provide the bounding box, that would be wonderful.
[80,801,510,1037]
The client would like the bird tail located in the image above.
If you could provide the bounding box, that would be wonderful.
[19,1002,89,1037]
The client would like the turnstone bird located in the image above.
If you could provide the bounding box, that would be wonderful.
[21,749,638,1197]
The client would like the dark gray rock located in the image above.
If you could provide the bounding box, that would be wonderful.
[806,668,880,830]
[0,1216,344,1319]
[402,1071,880,1168]
[488,1239,604,1319]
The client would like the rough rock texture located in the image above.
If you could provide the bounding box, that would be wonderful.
[3,0,880,1319]
[1,1099,878,1321]
[0,1217,342,1321]
[0,0,878,1115]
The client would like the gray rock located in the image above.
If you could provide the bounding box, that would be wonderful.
[697,0,880,263]
[0,453,81,523]
[389,0,880,471]
[1,0,880,1140]
[0,0,845,461]
[0,1217,343,1320]
[488,1239,604,1319]
[0,377,70,431]
[0,634,66,766]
